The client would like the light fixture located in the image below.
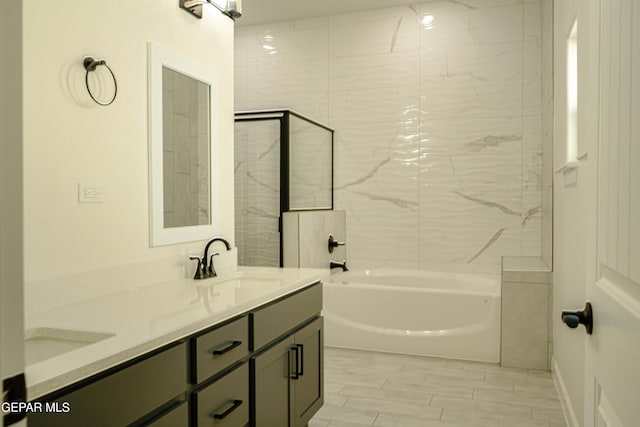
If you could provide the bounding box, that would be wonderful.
[180,0,242,20]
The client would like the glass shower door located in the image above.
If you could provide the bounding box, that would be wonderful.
[234,119,281,267]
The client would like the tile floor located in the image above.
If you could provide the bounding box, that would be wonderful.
[310,347,567,427]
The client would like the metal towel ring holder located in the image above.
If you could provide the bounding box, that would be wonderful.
[82,55,118,106]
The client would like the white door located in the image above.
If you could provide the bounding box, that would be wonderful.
[582,0,640,426]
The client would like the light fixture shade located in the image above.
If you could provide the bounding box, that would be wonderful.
[181,0,241,19]
[224,0,242,18]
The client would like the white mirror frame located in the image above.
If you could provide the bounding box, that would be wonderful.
[148,42,221,246]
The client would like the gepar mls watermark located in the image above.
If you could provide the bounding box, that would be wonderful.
[2,401,71,414]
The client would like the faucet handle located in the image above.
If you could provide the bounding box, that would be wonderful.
[207,252,220,277]
[328,234,346,253]
[189,255,204,280]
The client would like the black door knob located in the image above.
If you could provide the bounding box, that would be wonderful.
[561,302,593,334]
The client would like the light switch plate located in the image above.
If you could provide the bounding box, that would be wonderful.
[78,184,103,203]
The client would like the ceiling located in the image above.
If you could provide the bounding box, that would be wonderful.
[238,0,420,26]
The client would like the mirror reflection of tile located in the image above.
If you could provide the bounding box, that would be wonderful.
[162,66,210,229]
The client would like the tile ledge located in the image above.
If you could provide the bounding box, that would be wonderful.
[502,256,551,272]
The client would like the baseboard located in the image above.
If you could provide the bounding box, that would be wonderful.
[552,356,581,427]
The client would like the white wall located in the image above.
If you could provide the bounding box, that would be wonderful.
[235,1,546,275]
[22,0,236,313]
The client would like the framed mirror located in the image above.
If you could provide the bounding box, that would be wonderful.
[148,42,220,246]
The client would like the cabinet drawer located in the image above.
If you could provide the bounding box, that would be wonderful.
[145,401,188,427]
[193,363,249,427]
[192,316,249,383]
[251,283,322,351]
[29,342,187,427]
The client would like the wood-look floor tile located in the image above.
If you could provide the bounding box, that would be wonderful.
[425,373,514,393]
[343,396,442,420]
[326,392,349,407]
[315,404,378,425]
[473,388,564,410]
[440,407,550,427]
[311,348,567,427]
[309,418,331,427]
[384,379,474,399]
[340,384,432,405]
[373,412,474,427]
[431,395,532,418]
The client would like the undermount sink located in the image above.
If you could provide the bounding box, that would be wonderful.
[25,327,115,365]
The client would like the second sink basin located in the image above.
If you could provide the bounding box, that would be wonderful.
[25,327,115,365]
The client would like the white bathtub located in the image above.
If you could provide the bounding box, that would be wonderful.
[323,269,501,362]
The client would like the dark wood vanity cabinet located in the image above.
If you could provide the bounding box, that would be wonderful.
[251,283,323,427]
[191,363,249,427]
[188,315,250,427]
[28,342,189,427]
[290,317,324,427]
[28,282,323,427]
[252,317,323,427]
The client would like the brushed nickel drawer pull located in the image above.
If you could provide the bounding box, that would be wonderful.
[212,399,243,419]
[211,340,242,355]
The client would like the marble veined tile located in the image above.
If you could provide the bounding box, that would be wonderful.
[419,0,528,17]
[330,50,419,92]
[431,42,523,82]
[523,115,543,191]
[244,19,328,57]
[235,0,546,274]
[338,190,420,270]
[330,86,419,128]
[419,204,522,267]
[420,3,523,49]
[420,74,522,119]
[329,6,419,56]
[524,1,542,45]
[245,25,329,120]
[419,115,522,156]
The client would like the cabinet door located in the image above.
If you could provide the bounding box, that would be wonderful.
[252,336,294,427]
[291,317,323,427]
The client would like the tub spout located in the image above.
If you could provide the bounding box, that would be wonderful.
[330,260,349,272]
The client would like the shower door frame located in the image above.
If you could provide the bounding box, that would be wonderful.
[235,109,335,266]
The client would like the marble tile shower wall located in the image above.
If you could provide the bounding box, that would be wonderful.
[235,0,545,274]
[235,119,281,266]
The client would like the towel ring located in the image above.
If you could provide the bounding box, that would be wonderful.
[82,55,118,106]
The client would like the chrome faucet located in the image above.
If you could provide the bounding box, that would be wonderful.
[189,236,232,280]
[330,260,349,272]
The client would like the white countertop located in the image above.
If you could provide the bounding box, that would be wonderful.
[25,266,327,400]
